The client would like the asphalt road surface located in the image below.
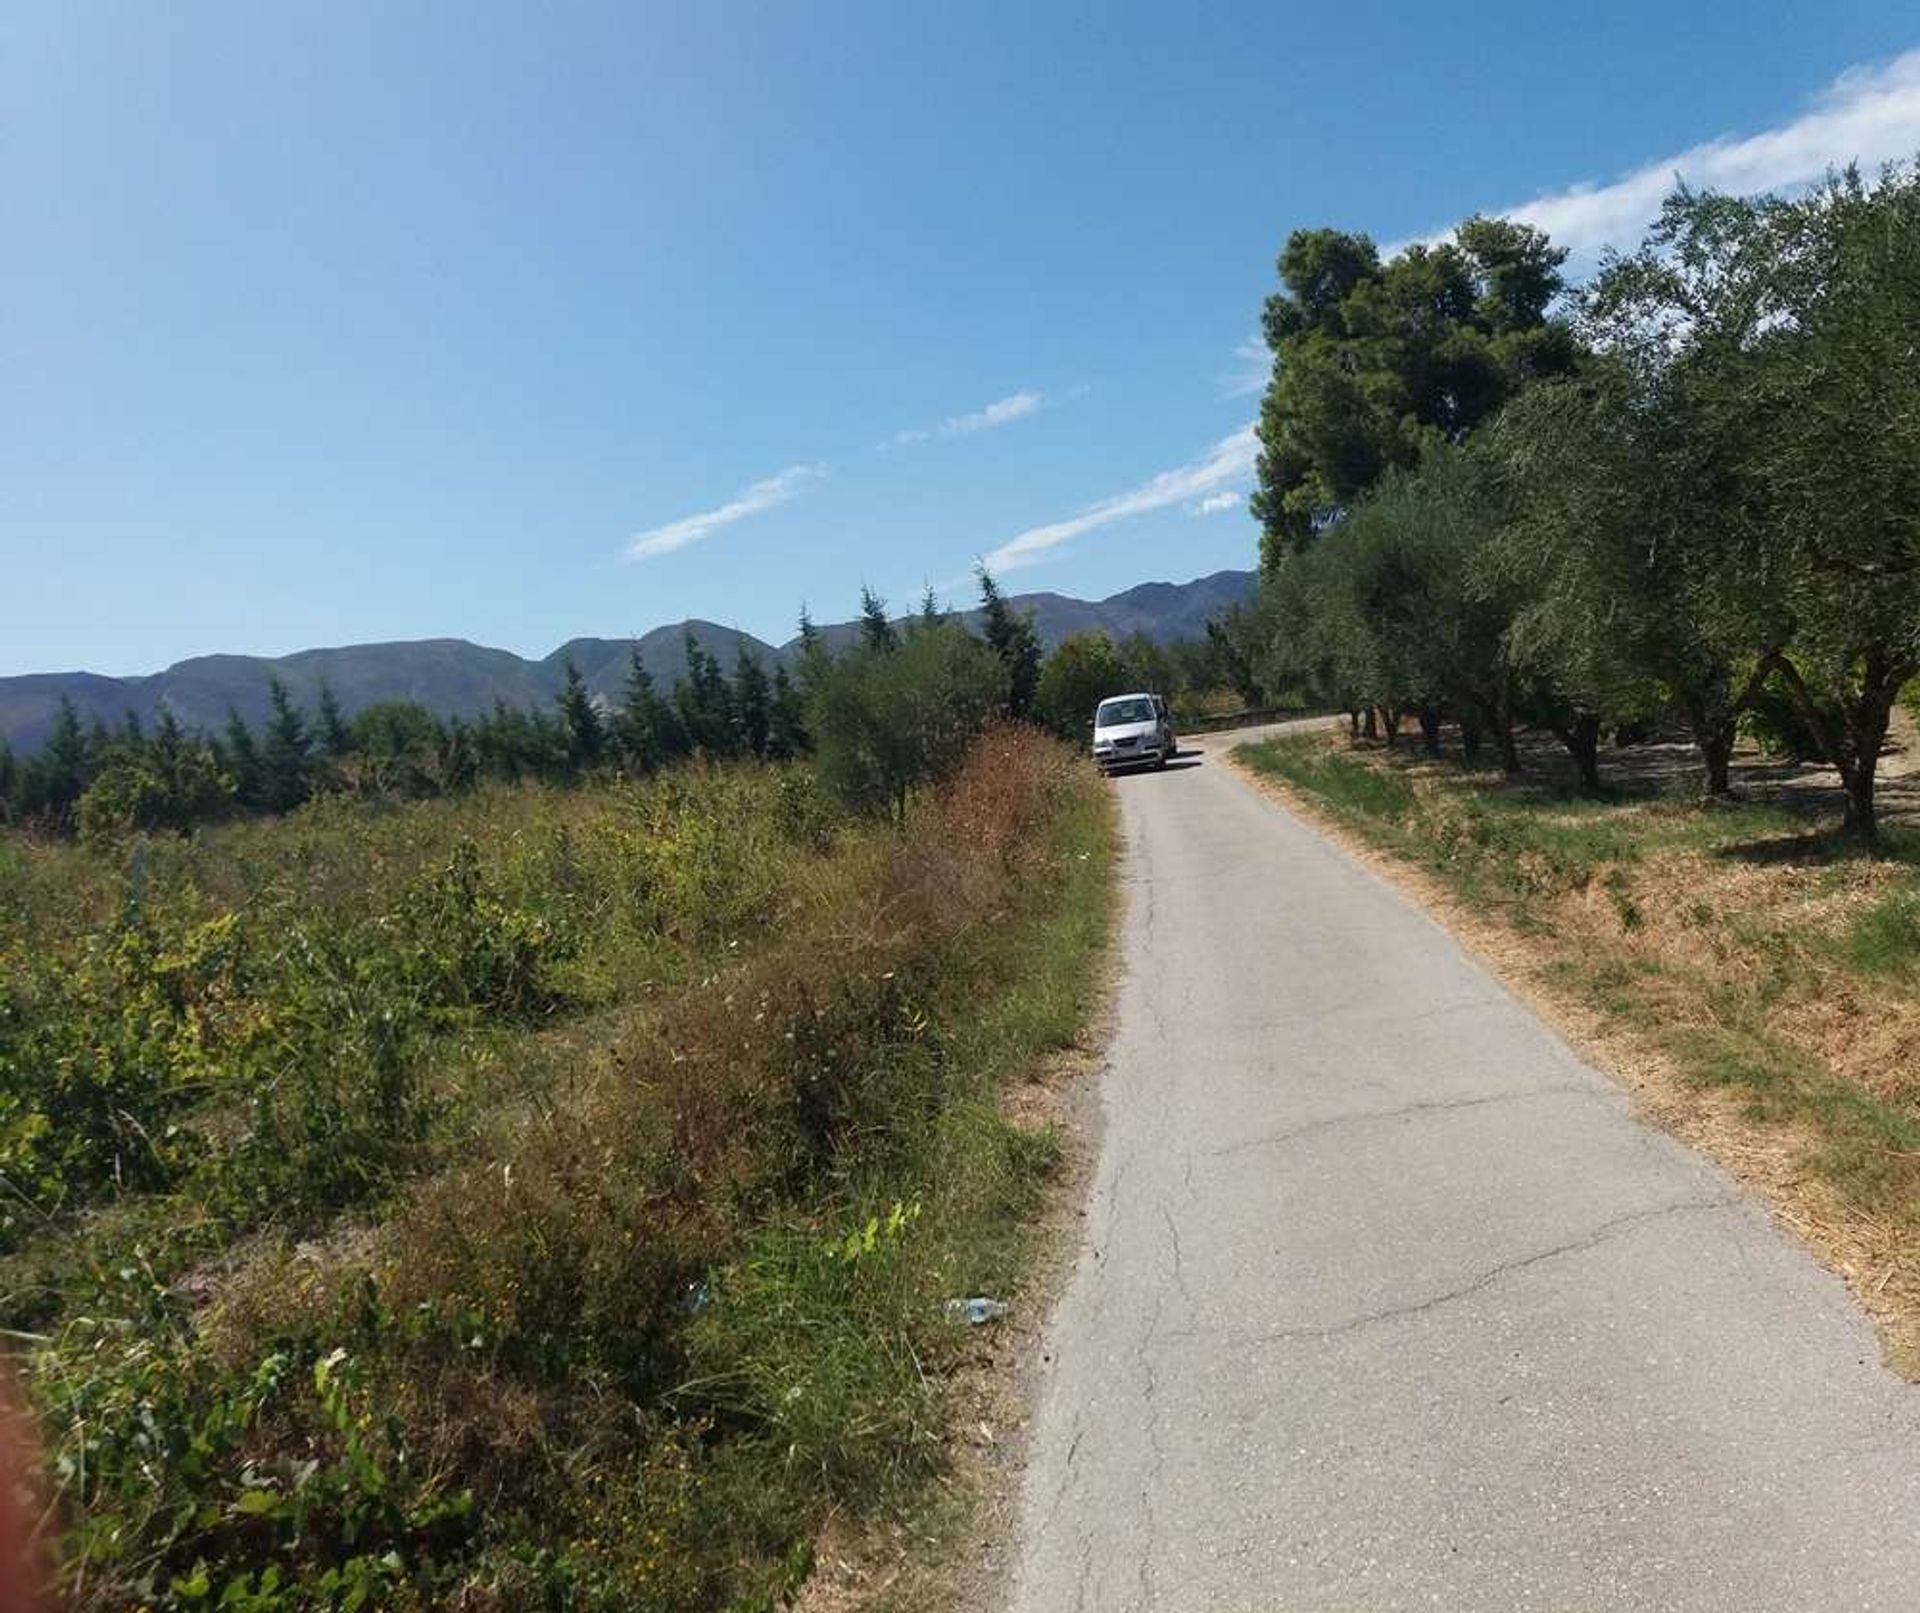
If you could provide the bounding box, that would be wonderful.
[1003,722,1920,1612]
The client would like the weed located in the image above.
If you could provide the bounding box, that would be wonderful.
[6,728,1114,1608]
[1843,885,1920,979]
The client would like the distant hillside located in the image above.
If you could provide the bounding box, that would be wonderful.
[0,570,1254,754]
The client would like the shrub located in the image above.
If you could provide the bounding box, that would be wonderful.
[7,728,1107,1609]
[808,623,1008,819]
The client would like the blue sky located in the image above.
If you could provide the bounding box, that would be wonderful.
[5,3,1918,676]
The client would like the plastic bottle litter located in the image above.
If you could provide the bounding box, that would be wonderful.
[945,1296,1009,1325]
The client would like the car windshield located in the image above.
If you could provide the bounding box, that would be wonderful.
[1097,698,1156,726]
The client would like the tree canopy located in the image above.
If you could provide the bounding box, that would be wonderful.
[1242,160,1920,838]
[1250,217,1575,566]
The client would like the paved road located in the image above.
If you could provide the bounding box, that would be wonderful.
[1003,723,1920,1612]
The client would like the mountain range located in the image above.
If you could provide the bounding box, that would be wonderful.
[0,570,1255,754]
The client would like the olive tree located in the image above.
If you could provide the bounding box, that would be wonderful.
[1738,165,1920,839]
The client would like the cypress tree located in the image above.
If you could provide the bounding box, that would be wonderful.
[556,659,607,773]
[221,707,264,809]
[260,678,314,813]
[794,605,833,698]
[616,647,688,773]
[615,649,662,774]
[34,697,93,824]
[978,565,1042,719]
[769,665,810,759]
[316,681,353,758]
[733,646,773,758]
[676,635,737,756]
[858,586,897,653]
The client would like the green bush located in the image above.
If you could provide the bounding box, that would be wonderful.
[6,729,1109,1608]
[808,622,1008,818]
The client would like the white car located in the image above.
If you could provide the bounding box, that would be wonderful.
[1092,693,1177,772]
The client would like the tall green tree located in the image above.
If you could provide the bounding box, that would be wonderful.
[316,681,353,759]
[732,647,773,758]
[809,619,1006,820]
[1490,359,1759,793]
[556,658,608,773]
[614,649,685,775]
[1251,218,1574,566]
[220,707,264,810]
[1576,164,1920,833]
[1117,633,1174,701]
[858,587,897,653]
[768,665,810,760]
[1034,632,1130,741]
[24,697,93,825]
[675,635,738,756]
[1739,164,1920,839]
[1205,608,1267,707]
[1263,448,1530,771]
[151,708,235,826]
[260,678,315,812]
[977,565,1042,719]
[793,605,832,697]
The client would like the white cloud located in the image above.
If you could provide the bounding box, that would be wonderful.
[1218,337,1269,399]
[1190,490,1241,516]
[983,424,1258,574]
[1400,50,1920,264]
[884,389,1051,449]
[625,463,824,560]
[945,389,1045,434]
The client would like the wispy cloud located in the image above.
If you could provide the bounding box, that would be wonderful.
[625,463,824,560]
[1218,337,1268,399]
[1400,50,1920,265]
[1190,490,1241,516]
[885,389,1051,448]
[945,389,1045,434]
[983,425,1257,574]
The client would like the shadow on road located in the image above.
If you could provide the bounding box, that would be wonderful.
[1108,755,1205,778]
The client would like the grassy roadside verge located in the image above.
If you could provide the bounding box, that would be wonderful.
[5,728,1116,1610]
[1233,732,1920,1375]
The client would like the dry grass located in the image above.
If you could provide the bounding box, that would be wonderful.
[791,808,1123,1613]
[1232,729,1920,1376]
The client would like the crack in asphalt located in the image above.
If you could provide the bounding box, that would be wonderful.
[1006,741,1920,1612]
[1171,1197,1744,1350]
[1204,1082,1603,1160]
[1134,1288,1168,1611]
[1201,992,1518,1037]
